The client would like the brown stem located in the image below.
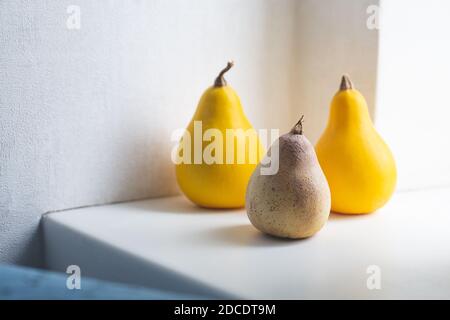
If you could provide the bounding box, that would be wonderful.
[340,74,354,91]
[291,115,305,135]
[214,61,234,87]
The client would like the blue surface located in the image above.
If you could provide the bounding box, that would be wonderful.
[0,264,203,300]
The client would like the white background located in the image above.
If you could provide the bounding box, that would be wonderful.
[376,0,450,190]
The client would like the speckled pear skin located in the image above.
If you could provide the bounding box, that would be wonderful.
[245,126,331,239]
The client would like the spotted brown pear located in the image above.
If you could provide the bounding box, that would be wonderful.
[246,117,331,239]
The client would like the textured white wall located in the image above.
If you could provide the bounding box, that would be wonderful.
[376,0,450,191]
[0,0,297,266]
[293,0,380,144]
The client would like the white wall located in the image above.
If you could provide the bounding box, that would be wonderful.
[376,0,450,190]
[0,0,297,266]
[294,0,380,143]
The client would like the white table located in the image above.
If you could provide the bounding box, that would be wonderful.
[43,188,450,299]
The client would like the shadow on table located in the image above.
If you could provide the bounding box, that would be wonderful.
[208,224,310,248]
[126,196,242,215]
[328,212,373,221]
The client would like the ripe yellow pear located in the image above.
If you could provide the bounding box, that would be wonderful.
[315,75,397,214]
[175,61,264,208]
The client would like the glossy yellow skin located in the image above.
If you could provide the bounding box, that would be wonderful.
[315,88,397,214]
[176,85,264,208]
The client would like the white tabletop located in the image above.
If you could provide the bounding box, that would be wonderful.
[44,188,450,299]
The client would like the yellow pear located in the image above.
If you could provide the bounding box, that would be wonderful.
[315,75,397,214]
[175,61,264,208]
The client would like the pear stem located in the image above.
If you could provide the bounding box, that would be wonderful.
[214,61,234,87]
[291,115,305,135]
[340,74,354,91]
